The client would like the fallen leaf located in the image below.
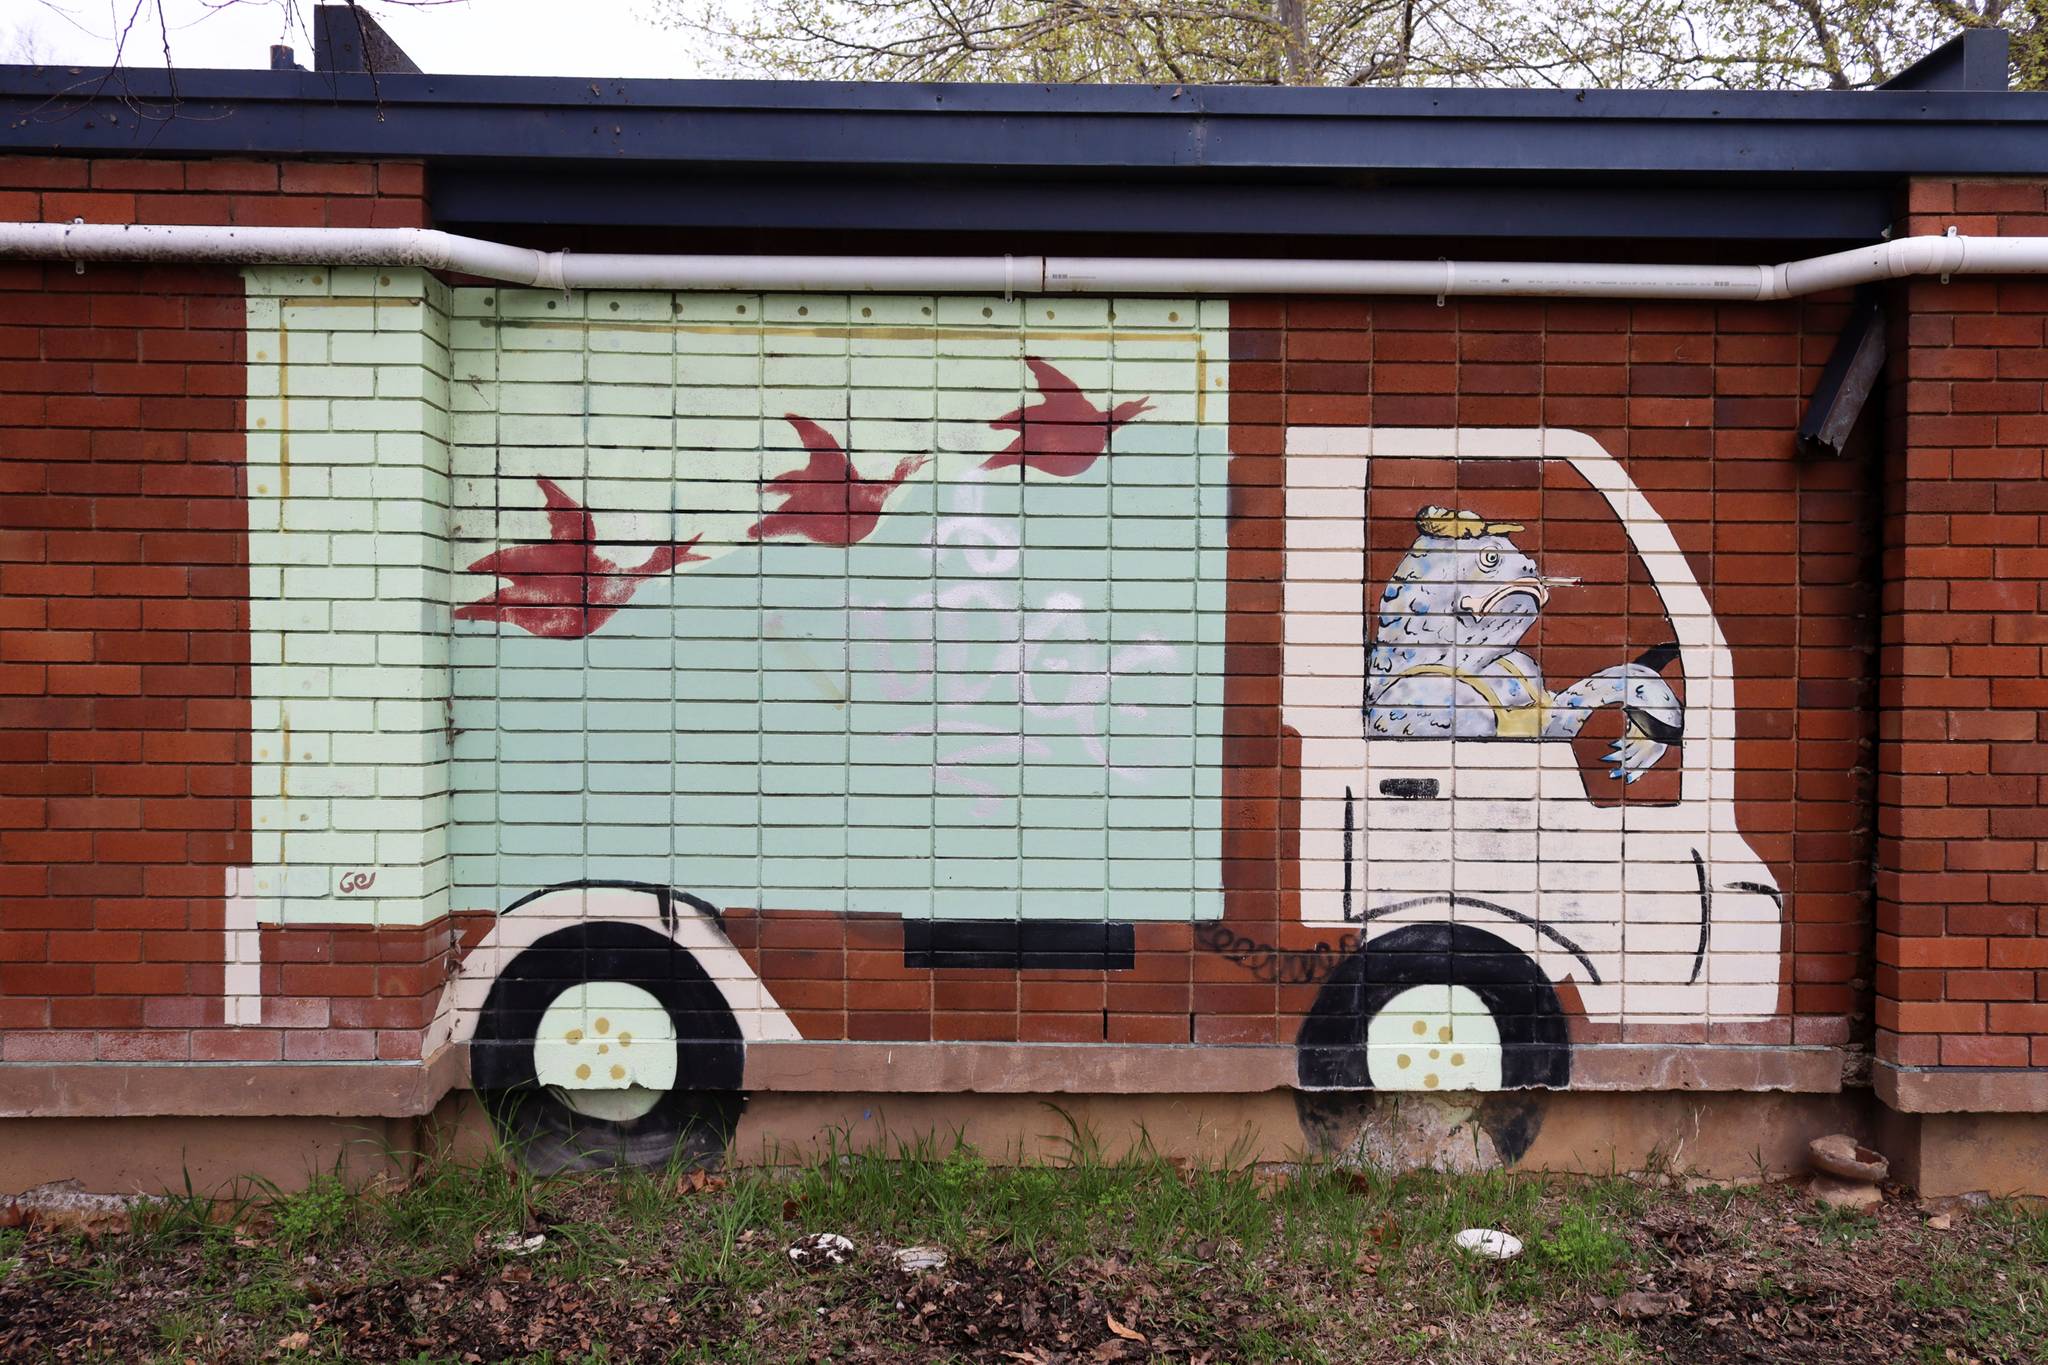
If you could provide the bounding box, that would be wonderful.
[275,1331,311,1351]
[1615,1290,1689,1319]
[1106,1312,1147,1343]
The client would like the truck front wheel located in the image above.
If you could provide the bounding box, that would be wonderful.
[1295,923,1570,1093]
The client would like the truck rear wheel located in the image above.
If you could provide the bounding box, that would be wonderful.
[1295,922,1570,1092]
[471,921,745,1175]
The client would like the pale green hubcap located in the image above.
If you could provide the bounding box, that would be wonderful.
[533,982,678,1122]
[1364,983,1505,1091]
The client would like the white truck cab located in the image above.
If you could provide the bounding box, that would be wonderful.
[1283,427,1783,1092]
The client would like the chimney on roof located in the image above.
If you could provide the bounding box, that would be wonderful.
[313,3,422,74]
[270,44,304,71]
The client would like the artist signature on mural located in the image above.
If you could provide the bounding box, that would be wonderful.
[1195,921,1357,986]
[338,869,378,894]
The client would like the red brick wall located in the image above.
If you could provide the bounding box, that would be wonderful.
[0,251,248,1062]
[1877,178,2048,1071]
[0,157,426,230]
[0,156,437,1065]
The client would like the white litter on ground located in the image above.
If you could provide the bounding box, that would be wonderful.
[1454,1228,1523,1259]
[788,1232,857,1269]
[894,1245,947,1272]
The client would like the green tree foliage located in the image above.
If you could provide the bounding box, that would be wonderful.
[672,0,2046,89]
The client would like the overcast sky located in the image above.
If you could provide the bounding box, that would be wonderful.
[6,0,729,78]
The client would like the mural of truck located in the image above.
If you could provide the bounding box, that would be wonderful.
[238,280,1782,1171]
[1281,426,1783,1099]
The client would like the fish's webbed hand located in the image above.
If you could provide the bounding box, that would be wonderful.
[1609,683,1683,782]
[1605,717,1668,783]
[1547,664,1683,781]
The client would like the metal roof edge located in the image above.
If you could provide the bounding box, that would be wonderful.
[6,65,2048,177]
[10,65,2048,119]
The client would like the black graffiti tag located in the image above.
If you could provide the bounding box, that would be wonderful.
[1194,921,1358,986]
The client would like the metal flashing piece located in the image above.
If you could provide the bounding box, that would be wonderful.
[1878,29,2011,92]
[1798,289,1886,457]
[313,2,421,75]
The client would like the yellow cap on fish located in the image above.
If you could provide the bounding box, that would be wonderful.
[1415,506,1524,540]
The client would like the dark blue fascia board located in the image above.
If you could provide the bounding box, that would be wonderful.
[5,66,2048,177]
[432,169,1894,242]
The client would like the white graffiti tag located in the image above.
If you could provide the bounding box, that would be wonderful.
[852,479,1181,816]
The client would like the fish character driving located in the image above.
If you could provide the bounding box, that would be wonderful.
[1364,506,1685,782]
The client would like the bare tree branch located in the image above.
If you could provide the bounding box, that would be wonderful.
[668,0,2036,90]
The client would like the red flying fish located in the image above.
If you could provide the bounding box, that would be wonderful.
[981,356,1155,478]
[454,477,704,639]
[748,415,928,547]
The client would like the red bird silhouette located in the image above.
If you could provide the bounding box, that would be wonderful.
[981,356,1155,477]
[748,415,928,546]
[454,477,704,639]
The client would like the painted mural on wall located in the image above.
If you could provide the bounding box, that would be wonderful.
[236,274,1782,1174]
[1283,430,1783,1109]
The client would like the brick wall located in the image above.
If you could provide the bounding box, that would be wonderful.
[0,156,426,230]
[1877,178,2048,1072]
[0,157,438,1065]
[0,251,249,1061]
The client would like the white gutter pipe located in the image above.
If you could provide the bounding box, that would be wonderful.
[5,221,2048,300]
